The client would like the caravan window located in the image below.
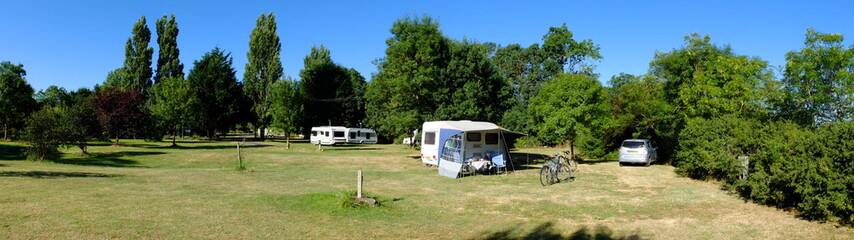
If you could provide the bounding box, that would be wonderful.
[424,132,436,145]
[350,132,356,139]
[485,133,499,145]
[466,132,481,142]
[365,133,372,139]
[333,131,345,138]
[311,131,317,136]
[325,131,329,137]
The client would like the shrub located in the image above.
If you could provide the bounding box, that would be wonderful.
[675,116,760,182]
[22,107,63,161]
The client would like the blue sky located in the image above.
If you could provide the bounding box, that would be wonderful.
[2,0,851,92]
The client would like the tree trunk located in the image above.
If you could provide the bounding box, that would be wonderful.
[569,139,575,160]
[259,127,266,141]
[115,134,120,146]
[171,128,178,147]
[79,145,89,156]
[3,124,7,141]
[286,133,291,150]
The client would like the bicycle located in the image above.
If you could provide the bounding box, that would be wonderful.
[559,150,578,173]
[539,152,572,186]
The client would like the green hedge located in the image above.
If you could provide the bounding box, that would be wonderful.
[677,117,852,223]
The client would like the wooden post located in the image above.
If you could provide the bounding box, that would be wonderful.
[237,142,243,169]
[357,170,363,198]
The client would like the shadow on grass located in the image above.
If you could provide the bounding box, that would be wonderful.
[0,143,26,161]
[0,170,121,178]
[145,143,269,150]
[508,152,550,170]
[322,147,383,151]
[54,151,164,167]
[478,222,643,240]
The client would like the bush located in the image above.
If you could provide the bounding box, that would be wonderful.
[680,118,852,223]
[676,116,760,182]
[22,107,63,161]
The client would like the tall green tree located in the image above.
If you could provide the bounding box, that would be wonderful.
[651,33,776,120]
[494,24,602,135]
[436,40,512,122]
[155,14,183,84]
[244,12,283,139]
[270,78,303,149]
[780,28,854,126]
[366,15,451,140]
[149,76,197,146]
[188,48,243,139]
[299,45,366,132]
[529,73,609,158]
[541,23,602,74]
[0,61,37,140]
[106,16,154,93]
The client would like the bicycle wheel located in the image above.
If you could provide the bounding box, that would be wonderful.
[569,159,578,172]
[555,164,572,182]
[540,165,554,186]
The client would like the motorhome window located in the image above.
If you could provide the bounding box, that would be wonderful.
[485,133,499,145]
[311,131,317,136]
[334,131,344,137]
[424,132,436,145]
[466,132,481,142]
[350,132,356,139]
[366,133,372,139]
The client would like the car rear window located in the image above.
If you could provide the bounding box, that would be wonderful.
[622,141,645,148]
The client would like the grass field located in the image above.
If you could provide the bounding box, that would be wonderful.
[0,139,851,239]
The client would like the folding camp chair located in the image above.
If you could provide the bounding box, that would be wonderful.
[490,152,506,174]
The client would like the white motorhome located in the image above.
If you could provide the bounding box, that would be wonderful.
[420,120,523,167]
[310,126,348,145]
[345,128,377,144]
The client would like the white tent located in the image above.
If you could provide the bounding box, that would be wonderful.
[419,120,525,178]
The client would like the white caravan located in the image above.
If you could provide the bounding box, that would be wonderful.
[310,126,348,145]
[345,128,378,144]
[420,120,523,167]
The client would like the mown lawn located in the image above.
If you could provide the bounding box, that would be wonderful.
[0,140,850,239]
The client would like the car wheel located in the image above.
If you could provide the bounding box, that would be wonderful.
[645,159,651,167]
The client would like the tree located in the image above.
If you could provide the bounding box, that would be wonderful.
[187,48,243,139]
[781,28,854,126]
[365,15,451,141]
[92,87,150,146]
[0,61,37,140]
[149,76,197,146]
[650,34,776,120]
[270,78,303,149]
[155,14,183,84]
[244,12,283,140]
[529,73,609,158]
[61,100,101,155]
[606,73,678,160]
[494,24,601,135]
[106,16,153,93]
[299,45,366,132]
[22,107,63,160]
[541,23,602,74]
[34,85,71,107]
[436,40,512,122]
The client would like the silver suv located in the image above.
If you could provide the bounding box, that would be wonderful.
[618,139,657,166]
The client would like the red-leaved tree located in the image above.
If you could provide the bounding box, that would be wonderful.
[92,87,149,146]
